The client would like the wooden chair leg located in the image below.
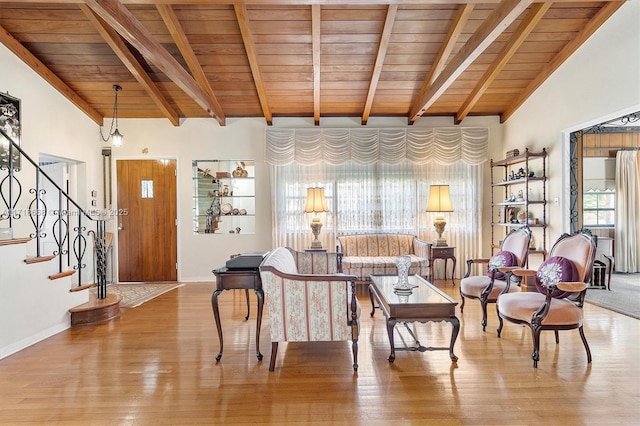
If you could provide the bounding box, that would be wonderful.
[481,299,489,331]
[269,342,278,372]
[531,326,542,368]
[604,254,614,291]
[244,289,250,320]
[579,326,592,363]
[352,339,358,372]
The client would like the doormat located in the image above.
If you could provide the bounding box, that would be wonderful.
[585,273,640,320]
[93,283,185,308]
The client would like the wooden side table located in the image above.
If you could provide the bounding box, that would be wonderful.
[428,244,456,285]
[212,267,264,362]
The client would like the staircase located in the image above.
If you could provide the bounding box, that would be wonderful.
[0,128,119,359]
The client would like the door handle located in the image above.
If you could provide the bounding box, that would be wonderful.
[118,223,124,231]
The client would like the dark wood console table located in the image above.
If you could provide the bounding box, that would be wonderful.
[212,267,264,361]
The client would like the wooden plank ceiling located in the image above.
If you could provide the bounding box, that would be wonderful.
[0,1,624,127]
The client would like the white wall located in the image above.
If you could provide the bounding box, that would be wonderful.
[503,0,640,246]
[114,114,502,281]
[110,117,273,281]
[1,43,105,357]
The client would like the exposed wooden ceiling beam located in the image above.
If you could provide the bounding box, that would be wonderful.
[501,1,625,123]
[156,4,224,127]
[83,0,225,125]
[455,2,551,124]
[0,0,620,4]
[0,24,103,125]
[409,3,474,125]
[312,5,321,126]
[80,4,181,127]
[408,0,533,122]
[234,4,272,125]
[361,4,397,126]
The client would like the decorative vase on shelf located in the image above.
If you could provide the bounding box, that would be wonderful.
[232,166,244,177]
[394,255,412,290]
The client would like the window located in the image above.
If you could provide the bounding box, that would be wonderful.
[271,160,481,252]
[583,188,615,227]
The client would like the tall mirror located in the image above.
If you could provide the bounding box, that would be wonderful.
[570,112,640,269]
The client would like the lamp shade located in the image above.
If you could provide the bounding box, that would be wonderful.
[304,187,329,213]
[426,185,453,212]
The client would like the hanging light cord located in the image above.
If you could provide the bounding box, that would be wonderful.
[99,85,121,142]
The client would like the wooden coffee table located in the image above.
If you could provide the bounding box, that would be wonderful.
[368,274,459,363]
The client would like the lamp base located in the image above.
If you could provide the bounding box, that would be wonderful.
[432,237,448,247]
[433,216,448,247]
[310,240,323,249]
[310,217,323,249]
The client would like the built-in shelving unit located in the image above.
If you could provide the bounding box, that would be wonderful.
[490,148,547,263]
[192,160,255,235]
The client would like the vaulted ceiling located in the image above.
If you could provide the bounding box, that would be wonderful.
[0,1,624,127]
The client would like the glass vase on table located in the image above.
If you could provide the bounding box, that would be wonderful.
[394,255,413,291]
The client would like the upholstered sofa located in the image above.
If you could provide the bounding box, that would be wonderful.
[259,247,360,371]
[336,233,430,281]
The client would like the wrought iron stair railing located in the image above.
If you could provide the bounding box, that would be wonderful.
[0,128,108,299]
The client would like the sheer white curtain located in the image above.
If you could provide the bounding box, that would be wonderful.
[615,149,640,272]
[267,127,488,278]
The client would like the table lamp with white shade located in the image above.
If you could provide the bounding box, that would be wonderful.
[426,184,454,247]
[304,186,330,249]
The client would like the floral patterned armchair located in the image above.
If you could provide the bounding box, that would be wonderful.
[496,229,597,367]
[259,247,360,372]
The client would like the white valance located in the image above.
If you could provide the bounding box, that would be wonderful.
[265,127,489,166]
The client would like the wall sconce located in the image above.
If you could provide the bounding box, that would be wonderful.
[100,85,124,147]
[426,184,454,247]
[304,186,329,249]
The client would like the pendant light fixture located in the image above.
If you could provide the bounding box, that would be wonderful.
[100,84,123,147]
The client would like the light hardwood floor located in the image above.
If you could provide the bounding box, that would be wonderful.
[0,280,638,425]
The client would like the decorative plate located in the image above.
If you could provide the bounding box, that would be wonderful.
[516,209,527,223]
[220,202,232,215]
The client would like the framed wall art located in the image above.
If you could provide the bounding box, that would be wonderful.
[0,91,21,170]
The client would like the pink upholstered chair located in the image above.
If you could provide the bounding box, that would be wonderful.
[496,229,597,367]
[259,247,360,372]
[460,226,531,331]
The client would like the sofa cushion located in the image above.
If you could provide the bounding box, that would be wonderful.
[497,292,583,325]
[486,250,517,280]
[535,256,579,298]
[460,275,519,300]
[342,255,428,280]
[338,234,415,257]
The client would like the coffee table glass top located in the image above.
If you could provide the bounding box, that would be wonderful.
[369,274,457,306]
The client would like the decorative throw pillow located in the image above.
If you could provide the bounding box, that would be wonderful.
[487,251,517,280]
[535,256,579,298]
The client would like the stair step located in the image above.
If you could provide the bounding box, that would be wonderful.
[70,283,97,293]
[48,270,76,280]
[0,237,31,246]
[24,255,56,264]
[69,293,122,326]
